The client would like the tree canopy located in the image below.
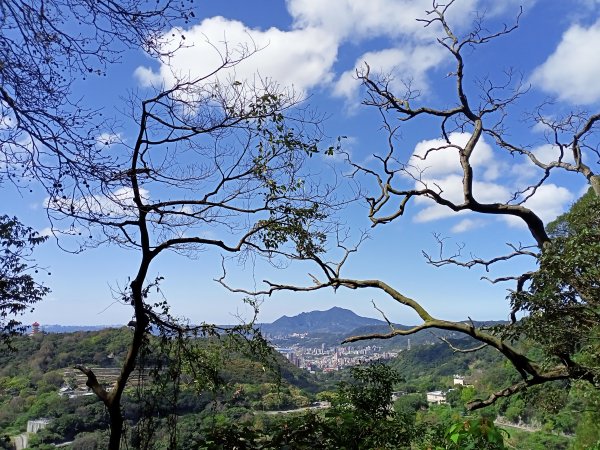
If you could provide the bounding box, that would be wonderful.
[0,215,49,345]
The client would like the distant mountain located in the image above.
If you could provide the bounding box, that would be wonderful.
[34,324,117,333]
[260,307,385,336]
[259,308,509,349]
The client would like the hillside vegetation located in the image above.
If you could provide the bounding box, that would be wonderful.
[1,329,599,449]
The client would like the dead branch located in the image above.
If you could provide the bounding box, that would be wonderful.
[372,300,395,331]
[437,335,488,353]
[467,368,570,410]
[423,237,538,271]
[74,365,109,402]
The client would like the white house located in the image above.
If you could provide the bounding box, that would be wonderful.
[426,390,447,404]
[453,375,465,386]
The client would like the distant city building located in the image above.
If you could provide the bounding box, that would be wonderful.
[273,342,399,372]
[426,391,447,404]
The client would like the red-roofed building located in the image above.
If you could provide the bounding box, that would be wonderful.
[31,321,40,335]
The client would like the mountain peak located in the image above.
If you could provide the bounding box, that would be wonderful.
[261,307,384,335]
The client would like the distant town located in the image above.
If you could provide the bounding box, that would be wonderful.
[274,342,400,372]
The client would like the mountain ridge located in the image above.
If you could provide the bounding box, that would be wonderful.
[259,306,386,335]
[30,308,506,339]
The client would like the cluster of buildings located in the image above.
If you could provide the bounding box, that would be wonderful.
[275,344,399,372]
[425,375,473,405]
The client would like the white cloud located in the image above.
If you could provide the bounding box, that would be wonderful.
[404,133,517,224]
[413,175,510,222]
[134,0,495,99]
[39,227,54,237]
[96,132,123,148]
[408,132,496,178]
[46,187,150,218]
[287,0,443,42]
[404,135,575,228]
[532,143,576,165]
[504,184,574,227]
[286,0,516,44]
[415,203,463,223]
[578,184,593,197]
[510,161,538,185]
[509,144,577,188]
[479,0,538,16]
[522,184,573,223]
[333,45,446,101]
[531,19,600,104]
[39,226,81,237]
[134,17,338,97]
[451,218,486,233]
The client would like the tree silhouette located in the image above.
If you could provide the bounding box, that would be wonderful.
[221,1,600,410]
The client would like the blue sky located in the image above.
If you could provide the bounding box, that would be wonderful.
[6,0,600,326]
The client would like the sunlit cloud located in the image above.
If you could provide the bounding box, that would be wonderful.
[531,19,600,104]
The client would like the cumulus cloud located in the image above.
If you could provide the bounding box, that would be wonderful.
[408,132,497,179]
[134,0,494,100]
[413,175,510,222]
[135,17,338,96]
[504,184,574,227]
[451,218,486,233]
[521,184,574,223]
[404,133,517,225]
[287,0,444,41]
[96,132,123,148]
[532,143,576,165]
[403,133,575,229]
[333,45,446,101]
[509,143,577,188]
[46,187,150,218]
[531,19,600,104]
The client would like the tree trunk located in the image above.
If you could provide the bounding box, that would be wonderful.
[590,175,600,197]
[108,405,124,450]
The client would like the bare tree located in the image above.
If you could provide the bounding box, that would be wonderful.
[220,1,600,411]
[0,0,194,191]
[45,45,334,447]
[0,0,197,348]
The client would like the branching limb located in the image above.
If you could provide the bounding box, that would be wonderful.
[467,368,570,410]
[372,300,395,332]
[437,335,488,353]
[423,236,538,271]
[74,364,109,403]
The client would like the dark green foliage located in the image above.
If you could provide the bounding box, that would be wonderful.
[510,189,600,371]
[439,416,508,450]
[187,363,421,450]
[505,429,570,450]
[240,363,507,449]
[335,363,402,420]
[3,328,599,448]
[0,216,49,345]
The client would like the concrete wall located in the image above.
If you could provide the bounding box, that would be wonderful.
[26,419,50,434]
[13,433,28,450]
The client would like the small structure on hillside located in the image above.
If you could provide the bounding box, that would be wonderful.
[453,375,465,385]
[392,391,406,401]
[13,419,51,450]
[426,390,447,404]
[27,419,50,433]
[30,321,41,335]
